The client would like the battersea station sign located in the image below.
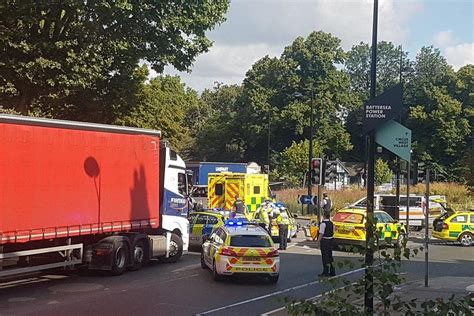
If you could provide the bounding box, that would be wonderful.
[363,84,403,133]
[375,120,412,162]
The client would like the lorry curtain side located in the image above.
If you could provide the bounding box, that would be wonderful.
[0,121,160,244]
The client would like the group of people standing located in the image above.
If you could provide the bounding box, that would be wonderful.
[232,192,336,277]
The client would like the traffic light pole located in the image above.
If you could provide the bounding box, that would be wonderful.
[424,168,430,287]
[307,92,314,216]
[365,0,378,313]
[406,160,410,237]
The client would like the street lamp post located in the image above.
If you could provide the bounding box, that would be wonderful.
[267,110,271,173]
[366,0,378,313]
[294,91,314,216]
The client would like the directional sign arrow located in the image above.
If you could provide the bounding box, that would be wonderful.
[375,119,412,162]
[298,195,318,205]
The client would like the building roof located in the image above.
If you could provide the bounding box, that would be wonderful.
[342,161,365,177]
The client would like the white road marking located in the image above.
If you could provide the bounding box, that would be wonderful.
[161,274,199,284]
[172,263,202,273]
[196,266,370,315]
[261,281,358,316]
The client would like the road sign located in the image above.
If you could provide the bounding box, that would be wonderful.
[375,119,412,162]
[363,84,403,133]
[298,195,318,205]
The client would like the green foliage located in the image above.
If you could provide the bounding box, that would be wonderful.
[236,31,356,165]
[0,1,229,118]
[345,41,412,101]
[116,75,200,157]
[375,158,393,186]
[193,83,246,161]
[270,139,323,187]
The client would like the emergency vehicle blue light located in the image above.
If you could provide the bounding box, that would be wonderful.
[225,219,247,226]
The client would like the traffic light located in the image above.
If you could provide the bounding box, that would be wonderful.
[311,158,323,185]
[417,162,425,183]
[325,160,338,183]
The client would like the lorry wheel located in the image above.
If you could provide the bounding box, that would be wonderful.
[129,239,148,271]
[110,240,129,276]
[459,232,473,247]
[160,233,183,263]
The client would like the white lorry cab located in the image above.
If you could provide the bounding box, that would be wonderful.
[351,194,447,231]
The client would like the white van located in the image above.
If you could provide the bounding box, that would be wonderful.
[351,194,447,230]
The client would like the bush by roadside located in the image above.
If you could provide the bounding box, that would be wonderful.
[276,182,473,216]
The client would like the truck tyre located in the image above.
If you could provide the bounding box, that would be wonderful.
[160,233,183,263]
[459,232,473,247]
[110,240,129,276]
[129,239,148,271]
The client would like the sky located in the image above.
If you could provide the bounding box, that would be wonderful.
[161,0,473,92]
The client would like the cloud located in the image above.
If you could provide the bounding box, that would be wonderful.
[434,30,456,47]
[432,30,473,70]
[444,43,474,70]
[163,0,424,91]
[164,43,281,91]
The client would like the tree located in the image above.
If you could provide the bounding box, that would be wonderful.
[271,139,323,187]
[375,158,392,186]
[405,46,456,106]
[193,83,246,161]
[405,47,471,181]
[408,87,471,181]
[116,75,200,157]
[0,1,229,120]
[345,41,412,101]
[237,31,356,165]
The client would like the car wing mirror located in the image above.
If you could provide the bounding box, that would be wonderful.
[293,214,298,218]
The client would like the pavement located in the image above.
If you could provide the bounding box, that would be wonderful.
[391,276,474,304]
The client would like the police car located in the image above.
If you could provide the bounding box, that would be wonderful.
[188,211,227,249]
[201,220,280,283]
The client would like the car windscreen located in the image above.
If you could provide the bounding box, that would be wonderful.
[333,212,364,224]
[230,235,272,247]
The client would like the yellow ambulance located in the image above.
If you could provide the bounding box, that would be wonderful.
[207,172,270,214]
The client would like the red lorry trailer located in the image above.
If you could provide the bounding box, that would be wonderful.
[0,115,190,277]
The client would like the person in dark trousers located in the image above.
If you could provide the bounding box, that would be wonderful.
[317,211,335,277]
[276,210,290,250]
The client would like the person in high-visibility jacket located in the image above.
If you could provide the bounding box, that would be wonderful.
[276,209,290,250]
[259,205,270,234]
